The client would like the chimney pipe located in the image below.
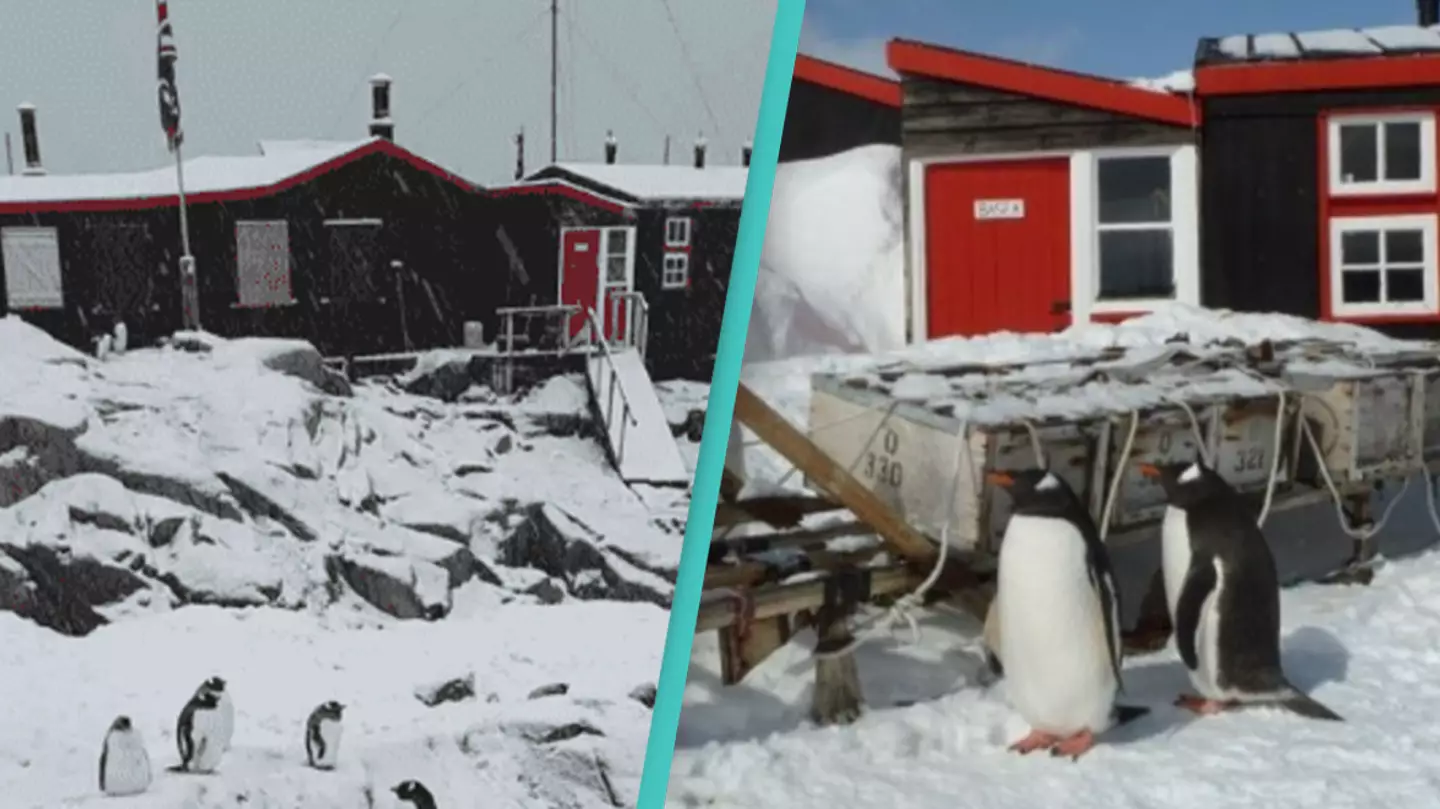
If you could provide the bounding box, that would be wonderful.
[369,74,394,141]
[693,133,707,170]
[17,104,43,176]
[663,135,671,165]
[604,130,618,165]
[741,140,753,168]
[514,128,525,180]
[1422,0,1440,26]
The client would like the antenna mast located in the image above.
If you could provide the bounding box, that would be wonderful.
[549,0,558,164]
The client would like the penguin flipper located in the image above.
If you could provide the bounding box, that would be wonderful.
[99,744,107,792]
[1175,555,1218,671]
[1274,689,1344,722]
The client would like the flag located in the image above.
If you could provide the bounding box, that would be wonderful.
[157,0,183,151]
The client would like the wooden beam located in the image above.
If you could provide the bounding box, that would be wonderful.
[732,384,942,568]
[697,565,920,633]
[704,547,884,591]
[716,519,875,555]
[713,495,844,529]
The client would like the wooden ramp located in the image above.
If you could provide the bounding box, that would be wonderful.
[586,347,689,487]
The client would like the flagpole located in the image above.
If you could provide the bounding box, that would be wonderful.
[174,138,199,331]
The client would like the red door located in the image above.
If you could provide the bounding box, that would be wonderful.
[924,158,1071,338]
[560,229,601,338]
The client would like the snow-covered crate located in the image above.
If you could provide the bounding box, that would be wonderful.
[808,372,1296,553]
[1297,369,1425,483]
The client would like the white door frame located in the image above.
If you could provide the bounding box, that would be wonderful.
[905,144,1199,343]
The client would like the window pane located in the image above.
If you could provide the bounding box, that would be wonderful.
[1384,122,1423,181]
[1386,229,1425,264]
[1341,230,1380,265]
[606,256,626,283]
[1097,157,1171,224]
[606,229,627,254]
[1387,267,1426,302]
[1098,228,1174,299]
[1338,124,1378,183]
[1341,269,1381,303]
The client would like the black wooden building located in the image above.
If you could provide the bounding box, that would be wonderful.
[505,146,748,382]
[0,128,486,358]
[779,54,902,164]
[1192,11,1440,339]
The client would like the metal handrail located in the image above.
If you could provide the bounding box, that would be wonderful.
[612,290,650,361]
[583,306,640,428]
[495,303,584,353]
[582,305,641,468]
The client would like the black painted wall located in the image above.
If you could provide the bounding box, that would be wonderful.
[779,79,901,164]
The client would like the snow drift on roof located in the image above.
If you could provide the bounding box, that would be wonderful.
[0,139,372,205]
[1129,70,1195,94]
[256,139,361,156]
[1202,24,1440,65]
[549,162,749,201]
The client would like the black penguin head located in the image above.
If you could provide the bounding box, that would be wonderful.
[1139,458,1222,507]
[193,689,221,709]
[110,716,132,732]
[319,700,345,718]
[392,780,434,804]
[987,467,1079,515]
[203,676,227,693]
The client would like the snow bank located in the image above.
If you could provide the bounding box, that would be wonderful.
[748,145,906,364]
[1129,69,1194,94]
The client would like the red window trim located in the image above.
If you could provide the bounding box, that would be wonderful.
[1317,107,1440,325]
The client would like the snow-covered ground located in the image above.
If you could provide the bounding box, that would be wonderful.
[0,317,697,808]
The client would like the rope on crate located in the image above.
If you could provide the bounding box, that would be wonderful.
[1099,411,1140,543]
[813,418,971,662]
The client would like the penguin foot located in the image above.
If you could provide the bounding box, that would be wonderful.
[1049,731,1095,761]
[1174,694,1235,715]
[1007,730,1059,755]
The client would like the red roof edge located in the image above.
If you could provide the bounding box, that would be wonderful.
[0,138,481,215]
[885,38,1198,128]
[486,180,631,216]
[792,53,901,108]
[1195,53,1440,97]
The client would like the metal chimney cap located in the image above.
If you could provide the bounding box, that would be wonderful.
[606,130,617,143]
[369,73,393,85]
[16,102,35,112]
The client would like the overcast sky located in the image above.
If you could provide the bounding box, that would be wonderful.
[0,0,777,185]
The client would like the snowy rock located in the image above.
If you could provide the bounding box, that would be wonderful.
[527,682,570,700]
[159,541,283,607]
[379,493,486,544]
[501,504,671,607]
[325,552,453,620]
[0,539,150,636]
[524,576,567,605]
[414,672,477,707]
[0,412,87,507]
[213,337,352,396]
[400,351,482,402]
[628,683,657,709]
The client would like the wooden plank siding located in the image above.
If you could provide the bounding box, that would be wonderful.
[778,80,901,164]
[898,77,1194,160]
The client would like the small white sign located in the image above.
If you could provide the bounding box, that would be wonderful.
[974,199,1025,220]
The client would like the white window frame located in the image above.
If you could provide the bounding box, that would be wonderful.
[664,216,692,248]
[0,226,63,310]
[661,251,690,289]
[1089,151,1178,307]
[1328,213,1439,318]
[234,219,296,308]
[1327,112,1437,197]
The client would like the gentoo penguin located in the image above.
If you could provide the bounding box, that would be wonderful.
[112,320,128,355]
[197,676,235,752]
[989,467,1146,759]
[176,684,227,773]
[99,715,152,796]
[305,701,345,770]
[393,779,438,809]
[1140,460,1342,721]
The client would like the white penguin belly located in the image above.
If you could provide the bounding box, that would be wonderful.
[997,515,1116,736]
[313,719,342,768]
[190,710,227,772]
[1187,559,1232,701]
[1160,506,1192,622]
[215,693,235,750]
[103,732,152,796]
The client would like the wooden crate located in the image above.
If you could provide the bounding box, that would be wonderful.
[807,378,987,553]
[1297,371,1424,483]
